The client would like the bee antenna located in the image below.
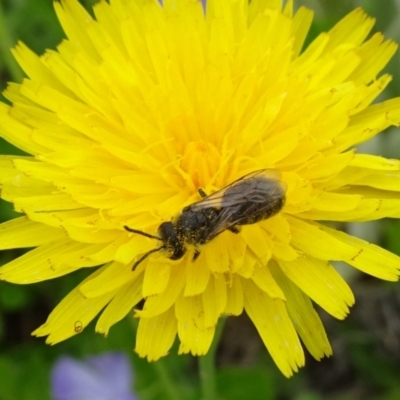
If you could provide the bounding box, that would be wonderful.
[124,225,161,241]
[132,246,165,271]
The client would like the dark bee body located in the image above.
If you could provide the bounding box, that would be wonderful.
[125,169,286,270]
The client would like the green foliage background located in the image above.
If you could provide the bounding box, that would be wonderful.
[0,1,400,399]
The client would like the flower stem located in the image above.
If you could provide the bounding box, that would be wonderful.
[199,317,227,400]
[152,359,183,400]
[128,317,182,400]
[0,3,24,83]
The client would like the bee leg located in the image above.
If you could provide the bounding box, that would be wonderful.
[192,249,201,261]
[197,188,207,198]
[228,226,240,234]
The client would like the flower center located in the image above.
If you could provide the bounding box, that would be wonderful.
[180,141,221,189]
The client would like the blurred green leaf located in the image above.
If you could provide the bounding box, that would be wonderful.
[4,0,64,55]
[17,350,51,400]
[217,367,277,400]
[384,220,400,256]
[295,393,323,400]
[0,282,30,311]
[350,342,400,390]
[0,198,21,223]
[0,348,52,400]
[384,388,400,400]
[0,356,19,400]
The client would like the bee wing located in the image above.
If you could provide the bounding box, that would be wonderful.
[188,169,282,211]
[201,184,285,240]
[196,205,242,242]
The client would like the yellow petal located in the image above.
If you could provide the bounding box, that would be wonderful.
[225,274,244,315]
[270,262,332,360]
[0,103,48,154]
[79,261,138,298]
[184,256,211,296]
[288,216,359,260]
[241,225,272,264]
[291,6,314,58]
[335,98,400,151]
[175,293,215,356]
[54,0,99,61]
[204,234,230,273]
[349,154,400,170]
[0,217,65,249]
[202,275,227,328]
[243,279,304,378]
[252,263,285,300]
[136,267,186,319]
[310,191,362,212]
[278,256,354,319]
[96,278,143,336]
[320,225,400,281]
[325,8,374,52]
[349,34,397,85]
[0,240,98,283]
[142,257,171,297]
[33,265,116,343]
[135,307,177,361]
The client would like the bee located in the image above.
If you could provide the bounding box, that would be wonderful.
[124,169,287,270]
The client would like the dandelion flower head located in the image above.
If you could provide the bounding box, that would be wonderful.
[1,0,400,377]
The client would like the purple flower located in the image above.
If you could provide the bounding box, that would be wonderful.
[51,352,137,400]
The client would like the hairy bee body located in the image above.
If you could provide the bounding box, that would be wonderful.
[125,169,287,269]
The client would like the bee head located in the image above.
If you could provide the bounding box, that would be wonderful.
[158,222,186,260]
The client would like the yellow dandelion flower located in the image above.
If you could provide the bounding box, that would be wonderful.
[1,0,400,378]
